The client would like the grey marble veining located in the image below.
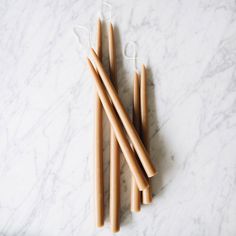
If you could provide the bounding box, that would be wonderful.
[0,0,236,235]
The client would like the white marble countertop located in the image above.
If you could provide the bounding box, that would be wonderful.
[1,0,236,235]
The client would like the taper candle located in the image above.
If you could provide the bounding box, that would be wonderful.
[130,72,141,212]
[141,65,152,204]
[108,23,120,233]
[94,19,104,227]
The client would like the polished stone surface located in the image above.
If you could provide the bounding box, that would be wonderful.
[0,0,236,235]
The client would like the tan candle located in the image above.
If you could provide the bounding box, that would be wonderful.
[141,65,152,204]
[90,49,157,178]
[87,59,149,191]
[108,23,120,233]
[94,19,104,227]
[130,72,141,212]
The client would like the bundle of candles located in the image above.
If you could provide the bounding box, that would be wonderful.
[87,19,157,233]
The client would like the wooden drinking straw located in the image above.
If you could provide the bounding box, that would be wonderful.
[90,49,157,178]
[130,72,141,212]
[108,23,120,233]
[87,59,149,191]
[141,65,152,204]
[94,19,104,227]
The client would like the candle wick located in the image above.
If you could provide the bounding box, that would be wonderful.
[124,41,139,70]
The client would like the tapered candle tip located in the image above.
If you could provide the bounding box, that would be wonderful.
[97,19,102,30]
[87,58,94,69]
[134,72,139,82]
[90,48,96,56]
[86,57,91,64]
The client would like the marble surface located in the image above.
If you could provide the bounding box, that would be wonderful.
[1,0,236,235]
